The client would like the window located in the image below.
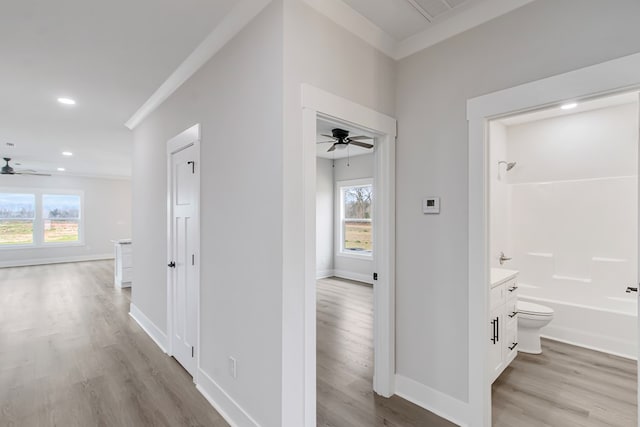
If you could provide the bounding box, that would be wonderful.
[338,180,372,256]
[43,194,81,243]
[0,193,35,245]
[0,190,83,248]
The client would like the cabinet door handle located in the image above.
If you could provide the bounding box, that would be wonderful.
[508,311,518,318]
[496,316,499,342]
[508,342,518,351]
[508,286,518,292]
[490,318,497,344]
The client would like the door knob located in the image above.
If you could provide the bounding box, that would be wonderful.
[626,286,638,293]
[168,261,176,268]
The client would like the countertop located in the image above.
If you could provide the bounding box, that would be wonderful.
[490,268,519,288]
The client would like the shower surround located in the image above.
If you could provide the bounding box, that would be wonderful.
[490,101,639,358]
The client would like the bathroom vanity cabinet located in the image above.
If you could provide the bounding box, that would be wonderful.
[489,268,519,383]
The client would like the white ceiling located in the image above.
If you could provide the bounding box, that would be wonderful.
[0,0,237,178]
[342,0,480,41]
[498,91,640,127]
[316,119,376,159]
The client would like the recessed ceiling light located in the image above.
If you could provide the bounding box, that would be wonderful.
[57,167,66,172]
[57,97,76,105]
[62,151,73,156]
[560,102,577,110]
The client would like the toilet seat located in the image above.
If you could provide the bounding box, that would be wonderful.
[518,301,554,317]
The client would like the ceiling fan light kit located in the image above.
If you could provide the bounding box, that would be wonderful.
[318,128,374,152]
[1,158,51,176]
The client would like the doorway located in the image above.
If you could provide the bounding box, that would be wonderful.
[487,92,638,425]
[300,84,397,426]
[166,124,201,378]
[467,53,640,426]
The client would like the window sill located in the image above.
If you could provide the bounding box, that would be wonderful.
[0,241,85,250]
[337,251,373,260]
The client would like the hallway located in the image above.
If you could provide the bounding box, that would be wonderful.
[0,261,227,427]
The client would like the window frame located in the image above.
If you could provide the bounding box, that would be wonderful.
[335,178,373,259]
[0,188,85,249]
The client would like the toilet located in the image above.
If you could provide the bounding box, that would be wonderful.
[517,301,554,354]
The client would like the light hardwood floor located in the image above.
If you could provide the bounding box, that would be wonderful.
[0,261,228,427]
[492,338,637,426]
[316,277,456,427]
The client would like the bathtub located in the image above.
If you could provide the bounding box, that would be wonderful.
[519,291,637,359]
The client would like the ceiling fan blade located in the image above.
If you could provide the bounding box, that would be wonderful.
[349,140,374,149]
[316,140,334,144]
[320,134,337,140]
[327,144,337,152]
[348,135,373,140]
[15,172,52,176]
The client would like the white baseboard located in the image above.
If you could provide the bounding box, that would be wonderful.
[395,374,469,427]
[196,368,260,427]
[0,253,114,268]
[541,327,637,360]
[333,269,373,284]
[316,269,334,279]
[129,303,168,353]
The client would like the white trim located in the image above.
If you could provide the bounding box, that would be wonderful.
[125,0,271,130]
[467,52,640,426]
[395,0,534,60]
[315,269,334,279]
[129,303,168,353]
[301,0,533,61]
[395,374,470,427]
[166,124,201,378]
[540,330,637,362]
[301,0,396,58]
[196,368,261,427]
[299,84,396,426]
[0,253,112,268]
[332,269,372,285]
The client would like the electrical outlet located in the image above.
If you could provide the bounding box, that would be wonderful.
[228,356,237,379]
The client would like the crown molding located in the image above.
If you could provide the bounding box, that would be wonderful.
[395,0,535,59]
[302,0,397,58]
[125,0,272,130]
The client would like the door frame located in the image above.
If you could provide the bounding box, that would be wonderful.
[467,53,640,426]
[166,123,201,380]
[301,84,397,425]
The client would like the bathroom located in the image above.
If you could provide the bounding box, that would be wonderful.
[488,91,639,422]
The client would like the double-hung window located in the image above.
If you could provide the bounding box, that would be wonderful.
[337,179,373,256]
[0,189,83,248]
[0,193,36,245]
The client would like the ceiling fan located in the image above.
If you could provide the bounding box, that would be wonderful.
[318,128,374,152]
[1,158,51,176]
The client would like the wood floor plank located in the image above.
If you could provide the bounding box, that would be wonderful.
[493,338,638,426]
[0,261,228,427]
[316,277,456,427]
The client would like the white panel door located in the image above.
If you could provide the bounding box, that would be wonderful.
[170,144,198,376]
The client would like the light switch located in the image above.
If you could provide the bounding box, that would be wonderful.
[423,197,440,214]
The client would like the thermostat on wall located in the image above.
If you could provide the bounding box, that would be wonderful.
[422,197,440,214]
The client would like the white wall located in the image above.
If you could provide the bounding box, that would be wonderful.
[282,1,396,424]
[396,0,640,407]
[506,103,638,306]
[333,153,374,283]
[316,157,333,277]
[132,3,283,426]
[0,175,131,267]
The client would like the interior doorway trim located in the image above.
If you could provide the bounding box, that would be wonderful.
[166,123,201,381]
[467,52,640,426]
[301,84,397,426]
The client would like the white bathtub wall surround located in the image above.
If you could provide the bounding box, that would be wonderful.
[316,158,334,279]
[489,121,510,268]
[494,101,640,358]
